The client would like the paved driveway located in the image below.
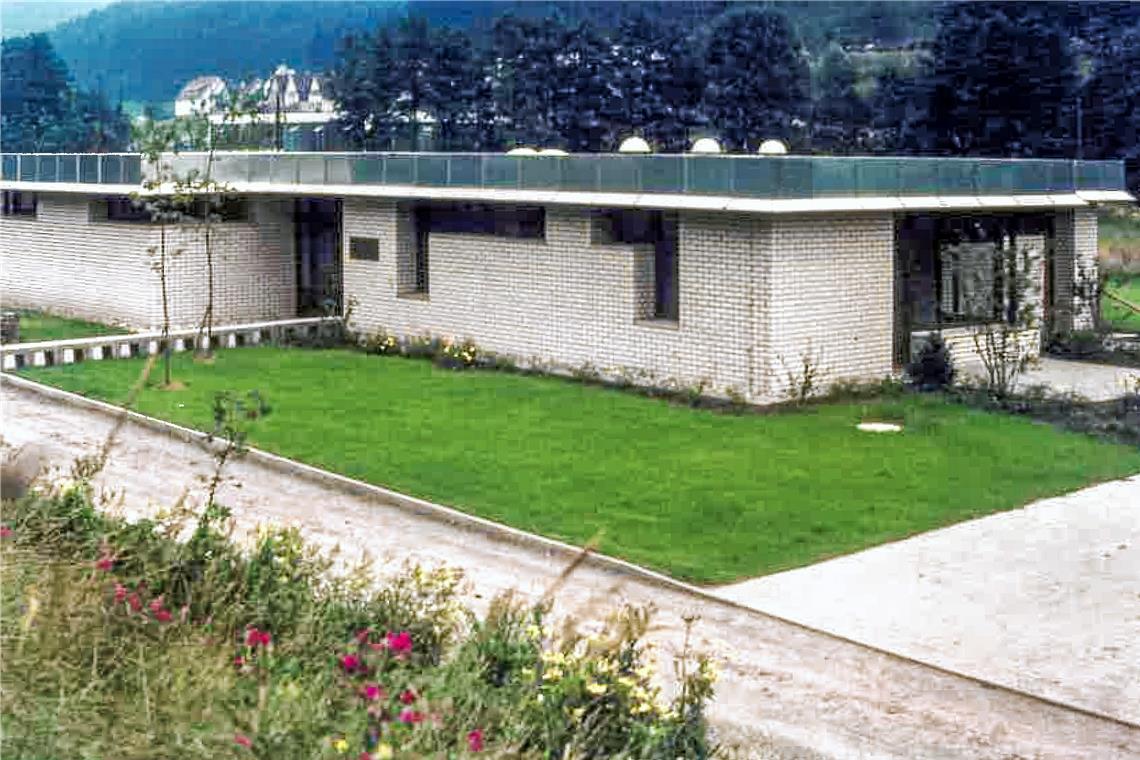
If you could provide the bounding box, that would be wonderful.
[717,475,1140,726]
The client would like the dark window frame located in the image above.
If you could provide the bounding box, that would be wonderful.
[422,202,545,240]
[348,236,380,262]
[2,190,37,217]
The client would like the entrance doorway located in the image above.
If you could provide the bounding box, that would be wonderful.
[294,198,342,316]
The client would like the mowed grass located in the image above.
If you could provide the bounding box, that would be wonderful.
[1103,274,1140,332]
[7,309,126,343]
[20,347,1140,583]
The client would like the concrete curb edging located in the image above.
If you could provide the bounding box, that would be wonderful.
[3,370,1137,733]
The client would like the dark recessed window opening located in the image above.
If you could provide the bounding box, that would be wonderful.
[654,232,679,321]
[349,236,379,261]
[2,190,37,217]
[422,202,544,239]
[105,197,151,222]
[414,206,430,293]
[594,209,662,245]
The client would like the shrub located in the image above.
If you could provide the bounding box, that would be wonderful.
[434,338,479,371]
[359,329,401,356]
[0,482,719,758]
[906,332,955,392]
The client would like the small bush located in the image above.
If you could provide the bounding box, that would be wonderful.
[359,329,401,356]
[434,338,480,371]
[906,333,956,392]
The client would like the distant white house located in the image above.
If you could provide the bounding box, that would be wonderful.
[174,76,228,117]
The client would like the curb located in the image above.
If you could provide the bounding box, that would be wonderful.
[3,370,1137,734]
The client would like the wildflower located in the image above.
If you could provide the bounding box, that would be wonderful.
[234,656,245,668]
[358,754,372,760]
[95,552,115,572]
[355,628,371,644]
[154,608,173,624]
[585,681,607,696]
[616,675,636,690]
[234,734,252,748]
[467,728,485,752]
[127,592,143,613]
[245,627,272,648]
[0,525,11,539]
[398,709,424,724]
[542,666,563,682]
[631,701,653,715]
[524,623,542,639]
[386,630,412,657]
[374,744,394,760]
[332,737,349,753]
[362,683,385,701]
[113,583,127,604]
[571,707,585,721]
[340,654,362,673]
[399,688,416,704]
[519,667,535,681]
[149,596,165,614]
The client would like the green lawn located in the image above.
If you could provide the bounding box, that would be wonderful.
[6,309,126,343]
[1103,274,1140,333]
[19,347,1140,583]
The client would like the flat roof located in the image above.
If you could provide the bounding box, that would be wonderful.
[1,152,1132,213]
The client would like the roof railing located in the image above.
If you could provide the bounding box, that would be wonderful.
[0,152,1126,198]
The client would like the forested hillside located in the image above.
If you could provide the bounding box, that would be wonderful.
[47,0,934,106]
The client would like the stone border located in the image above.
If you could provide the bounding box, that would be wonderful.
[2,370,1135,732]
[0,316,342,371]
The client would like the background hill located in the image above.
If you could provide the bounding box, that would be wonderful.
[43,0,935,109]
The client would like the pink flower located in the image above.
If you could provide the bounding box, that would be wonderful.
[467,728,485,752]
[1,525,13,538]
[399,688,416,705]
[386,630,413,657]
[358,754,372,760]
[149,596,165,614]
[397,708,424,724]
[234,656,245,668]
[113,583,127,604]
[234,733,252,748]
[355,628,371,644]
[154,608,173,623]
[368,641,387,652]
[127,593,143,613]
[95,553,115,572]
[362,683,385,701]
[340,654,361,673]
[245,627,271,648]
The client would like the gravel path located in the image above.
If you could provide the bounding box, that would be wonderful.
[3,381,1138,759]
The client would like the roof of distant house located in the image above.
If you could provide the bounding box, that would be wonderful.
[176,76,226,102]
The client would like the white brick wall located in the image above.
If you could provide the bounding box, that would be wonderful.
[1,193,157,327]
[1053,209,1099,332]
[343,200,897,403]
[763,215,896,399]
[1,194,295,330]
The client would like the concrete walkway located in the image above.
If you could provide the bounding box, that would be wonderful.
[717,475,1140,726]
[964,356,1140,401]
[2,380,1138,759]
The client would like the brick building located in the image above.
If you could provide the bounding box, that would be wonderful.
[1,151,1132,402]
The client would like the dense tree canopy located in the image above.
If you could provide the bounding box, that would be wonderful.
[1,33,129,152]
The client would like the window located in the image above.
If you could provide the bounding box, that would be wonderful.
[2,191,37,217]
[422,202,545,239]
[593,209,660,245]
[194,197,248,223]
[602,209,679,322]
[105,197,151,222]
[349,236,379,262]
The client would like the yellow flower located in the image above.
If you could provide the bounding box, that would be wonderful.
[542,666,564,682]
[375,744,394,760]
[585,681,607,696]
[524,623,542,639]
[332,737,349,753]
[616,676,636,690]
[632,701,653,715]
[571,707,586,721]
[520,667,535,680]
